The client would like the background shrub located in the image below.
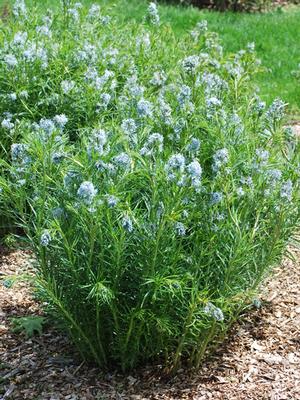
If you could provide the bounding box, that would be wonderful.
[162,0,285,12]
[0,1,299,371]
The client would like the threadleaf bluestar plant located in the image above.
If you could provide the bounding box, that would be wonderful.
[0,0,299,374]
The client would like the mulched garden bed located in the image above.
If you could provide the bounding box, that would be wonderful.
[0,245,299,400]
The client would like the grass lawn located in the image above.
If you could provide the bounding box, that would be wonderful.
[1,0,300,116]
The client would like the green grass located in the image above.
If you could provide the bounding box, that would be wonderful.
[1,0,300,115]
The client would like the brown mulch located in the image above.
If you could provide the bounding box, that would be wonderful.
[0,245,300,400]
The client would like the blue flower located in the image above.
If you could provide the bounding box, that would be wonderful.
[265,98,285,123]
[187,138,201,153]
[211,192,223,204]
[174,222,186,237]
[187,160,202,188]
[11,143,30,165]
[52,207,65,219]
[88,4,101,19]
[121,119,137,146]
[252,95,266,115]
[203,302,224,322]
[137,99,153,119]
[266,169,282,187]
[165,154,186,182]
[77,181,97,205]
[39,118,56,135]
[212,148,229,172]
[236,187,245,197]
[40,230,51,247]
[140,133,164,156]
[280,180,293,201]
[190,20,208,40]
[8,93,17,101]
[181,55,199,74]
[158,97,172,125]
[13,0,27,18]
[64,171,79,191]
[121,119,137,135]
[113,152,131,170]
[51,152,65,164]
[106,195,119,208]
[97,93,111,110]
[61,80,75,94]
[4,54,18,68]
[148,2,160,25]
[89,129,109,156]
[255,148,269,163]
[177,85,191,108]
[1,118,14,130]
[54,114,68,129]
[206,97,222,117]
[13,31,28,46]
[150,70,167,87]
[122,216,134,233]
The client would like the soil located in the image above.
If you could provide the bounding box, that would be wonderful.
[0,244,299,400]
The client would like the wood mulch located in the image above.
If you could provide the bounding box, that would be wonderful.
[0,244,299,400]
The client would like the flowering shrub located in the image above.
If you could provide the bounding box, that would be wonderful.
[0,1,299,371]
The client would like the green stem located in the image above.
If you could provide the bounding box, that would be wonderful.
[44,281,105,367]
[195,322,217,369]
[121,314,135,372]
[172,301,196,371]
[96,304,107,366]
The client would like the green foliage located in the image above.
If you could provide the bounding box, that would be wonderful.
[11,316,45,337]
[162,0,275,12]
[1,233,18,247]
[0,1,299,372]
